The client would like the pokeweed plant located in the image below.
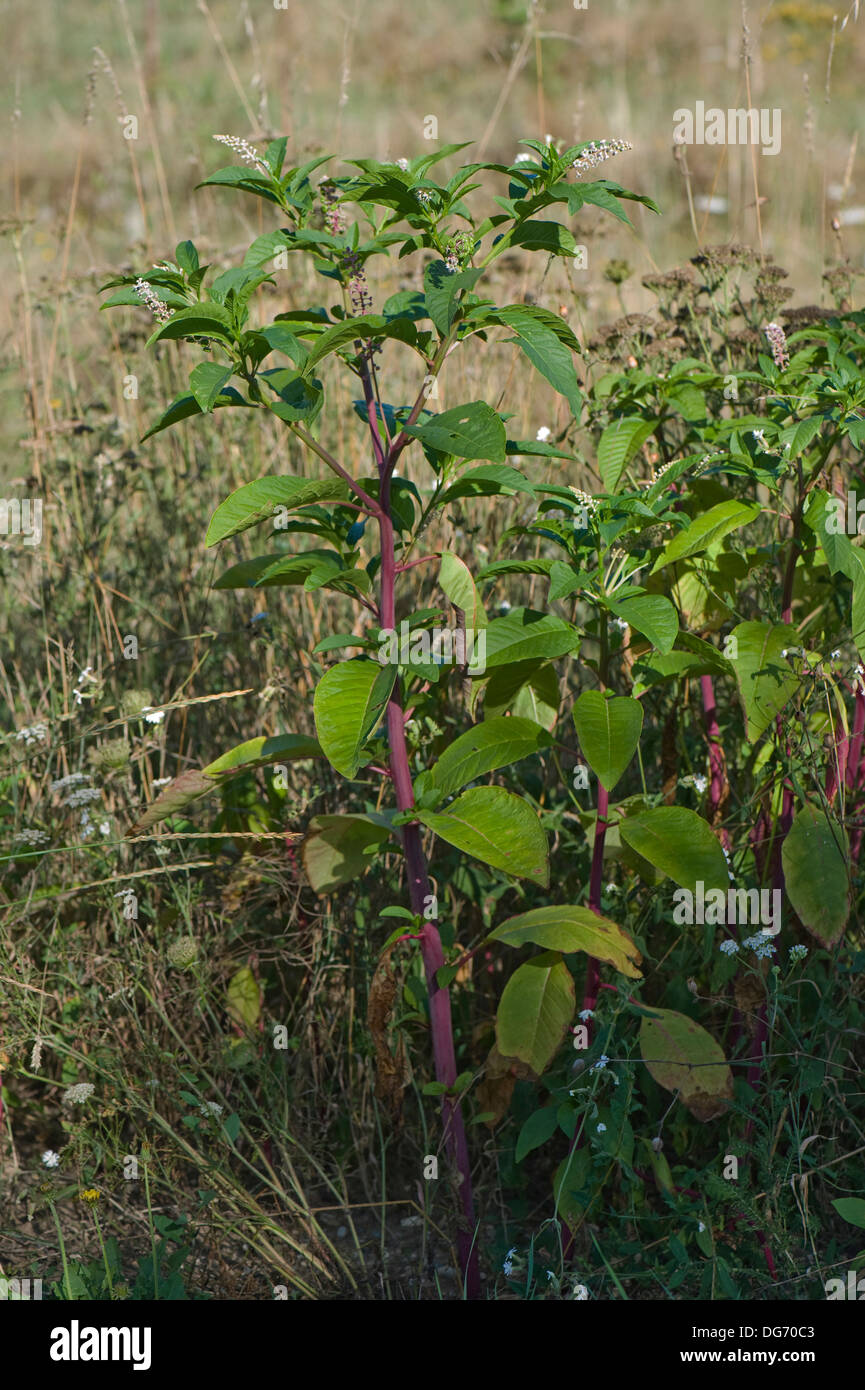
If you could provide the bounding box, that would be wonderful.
[101,134,659,1297]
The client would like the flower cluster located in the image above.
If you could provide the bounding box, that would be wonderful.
[213,133,270,174]
[199,1100,224,1119]
[763,321,790,369]
[319,179,346,237]
[134,278,172,325]
[573,139,632,175]
[719,938,738,956]
[16,722,48,745]
[569,488,598,515]
[42,1150,60,1168]
[15,828,50,847]
[789,944,809,962]
[743,932,777,960]
[62,1082,95,1106]
[502,1246,518,1276]
[444,231,474,273]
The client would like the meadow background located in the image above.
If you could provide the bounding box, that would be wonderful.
[1,0,864,1301]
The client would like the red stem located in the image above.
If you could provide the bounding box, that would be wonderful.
[378,478,479,1299]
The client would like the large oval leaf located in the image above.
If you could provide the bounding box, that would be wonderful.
[428,717,553,798]
[438,551,488,629]
[781,804,850,947]
[597,417,658,493]
[488,905,642,979]
[313,660,396,779]
[406,400,506,462]
[572,690,643,792]
[206,476,351,545]
[418,786,549,885]
[619,806,728,893]
[651,500,761,573]
[607,593,678,654]
[496,952,575,1074]
[639,1007,733,1121]
[729,621,799,742]
[481,609,579,671]
[302,814,391,893]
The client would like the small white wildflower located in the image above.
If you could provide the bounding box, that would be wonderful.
[199,1101,224,1119]
[153,776,173,788]
[31,1037,43,1070]
[134,278,172,325]
[592,1055,609,1071]
[596,1123,607,1133]
[16,722,48,745]
[573,1283,589,1300]
[62,1082,95,1106]
[719,939,738,955]
[692,774,708,794]
[578,1009,594,1022]
[789,944,808,962]
[63,787,101,808]
[42,1150,60,1169]
[99,820,111,837]
[395,157,410,170]
[536,426,552,442]
[213,133,270,174]
[15,828,50,847]
[503,1245,518,1276]
[612,617,628,632]
[514,152,534,164]
[573,139,632,175]
[142,707,165,725]
[51,772,88,793]
[830,649,842,660]
[698,1221,706,1233]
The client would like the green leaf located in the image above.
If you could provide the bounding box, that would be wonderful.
[313,660,396,779]
[496,952,575,1074]
[438,551,488,629]
[418,786,549,885]
[406,401,507,462]
[728,621,799,741]
[597,417,658,493]
[428,716,553,797]
[226,967,261,1030]
[140,387,248,441]
[203,733,322,777]
[781,804,850,948]
[619,807,729,894]
[301,314,418,372]
[206,476,351,545]
[651,500,761,573]
[484,659,559,730]
[146,303,235,347]
[489,904,642,978]
[832,1198,865,1230]
[128,733,320,833]
[302,814,391,893]
[639,1007,733,1121]
[572,691,643,792]
[196,166,282,204]
[481,609,579,671]
[515,1106,560,1163]
[189,363,234,414]
[423,261,483,335]
[492,305,581,414]
[607,593,678,654]
[435,463,533,504]
[508,220,577,256]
